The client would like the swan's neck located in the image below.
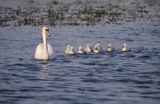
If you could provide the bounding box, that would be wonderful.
[42,32,49,60]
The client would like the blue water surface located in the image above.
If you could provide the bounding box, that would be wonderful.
[0,21,160,104]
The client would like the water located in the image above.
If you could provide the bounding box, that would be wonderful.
[0,21,160,104]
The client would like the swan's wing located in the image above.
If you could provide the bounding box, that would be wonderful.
[47,43,53,56]
[34,43,43,59]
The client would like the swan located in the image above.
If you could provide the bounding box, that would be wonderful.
[85,43,93,53]
[77,46,85,54]
[93,42,103,54]
[65,45,74,55]
[107,43,112,52]
[34,26,53,60]
[122,43,130,52]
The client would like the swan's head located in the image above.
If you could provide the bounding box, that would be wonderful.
[42,26,49,37]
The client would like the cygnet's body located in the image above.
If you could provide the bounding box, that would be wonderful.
[107,43,112,52]
[78,46,85,54]
[122,43,130,52]
[93,43,103,54]
[85,44,93,53]
[65,45,74,55]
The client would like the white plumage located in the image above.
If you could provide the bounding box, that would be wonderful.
[34,26,53,60]
[35,43,53,60]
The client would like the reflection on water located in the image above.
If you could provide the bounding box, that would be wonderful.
[39,62,49,80]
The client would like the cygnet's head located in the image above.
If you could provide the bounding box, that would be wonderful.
[65,45,71,52]
[123,43,127,48]
[66,45,71,49]
[122,43,130,52]
[79,46,83,50]
[70,46,74,50]
[78,46,84,54]
[86,44,91,47]
[95,42,100,46]
[86,43,92,50]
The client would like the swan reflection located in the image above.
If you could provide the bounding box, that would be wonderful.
[40,63,49,79]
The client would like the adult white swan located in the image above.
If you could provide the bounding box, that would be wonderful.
[34,26,53,60]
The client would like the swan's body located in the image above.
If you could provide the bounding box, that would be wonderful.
[122,43,130,52]
[85,44,93,53]
[107,43,112,52]
[78,46,84,54]
[35,43,53,59]
[65,45,74,55]
[34,26,53,60]
[93,43,103,54]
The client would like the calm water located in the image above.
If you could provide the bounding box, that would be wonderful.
[0,21,160,104]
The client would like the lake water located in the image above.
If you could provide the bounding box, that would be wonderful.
[0,21,160,104]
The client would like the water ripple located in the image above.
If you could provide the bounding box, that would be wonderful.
[0,22,160,104]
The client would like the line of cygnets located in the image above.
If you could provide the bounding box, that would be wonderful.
[65,42,131,55]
